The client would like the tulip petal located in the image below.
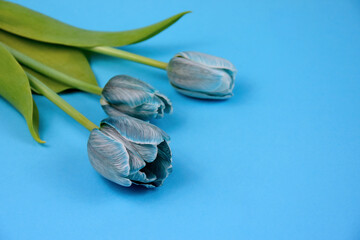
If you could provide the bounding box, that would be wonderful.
[129,171,156,183]
[134,102,158,111]
[167,51,237,99]
[176,51,237,79]
[174,87,233,100]
[103,116,170,144]
[131,168,158,188]
[168,57,232,93]
[155,93,173,114]
[127,150,146,173]
[102,75,161,108]
[109,75,156,92]
[104,75,156,97]
[100,98,125,117]
[100,124,147,174]
[87,129,131,186]
[141,169,157,181]
[102,99,159,120]
[101,75,172,120]
[133,102,161,120]
[132,144,158,163]
[143,143,172,187]
[136,96,163,112]
[103,84,153,108]
[158,141,171,160]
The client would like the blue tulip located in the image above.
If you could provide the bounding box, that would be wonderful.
[167,51,237,99]
[87,116,172,188]
[101,75,172,121]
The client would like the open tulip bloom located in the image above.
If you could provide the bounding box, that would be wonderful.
[0,1,238,188]
[88,116,172,188]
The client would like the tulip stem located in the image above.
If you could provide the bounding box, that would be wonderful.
[0,42,103,95]
[27,72,99,131]
[86,46,168,70]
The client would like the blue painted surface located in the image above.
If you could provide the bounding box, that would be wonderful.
[1,0,360,239]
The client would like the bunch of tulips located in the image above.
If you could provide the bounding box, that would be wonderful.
[0,1,236,188]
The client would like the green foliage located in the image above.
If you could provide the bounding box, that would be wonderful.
[0,44,43,143]
[0,1,188,142]
[0,30,98,93]
[0,0,189,47]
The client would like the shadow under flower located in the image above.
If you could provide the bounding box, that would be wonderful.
[99,153,196,198]
[101,177,155,195]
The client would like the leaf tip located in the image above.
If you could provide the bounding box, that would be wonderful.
[177,11,192,18]
[31,132,46,144]
[36,138,46,144]
[27,122,45,144]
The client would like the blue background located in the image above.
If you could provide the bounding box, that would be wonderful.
[1,0,360,239]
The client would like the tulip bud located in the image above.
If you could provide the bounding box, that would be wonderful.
[101,75,173,121]
[167,51,237,99]
[87,116,172,188]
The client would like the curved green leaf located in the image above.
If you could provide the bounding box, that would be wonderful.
[0,43,44,143]
[0,1,190,47]
[0,29,97,93]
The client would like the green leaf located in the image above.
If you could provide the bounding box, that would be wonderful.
[0,29,97,93]
[0,1,190,47]
[0,43,44,143]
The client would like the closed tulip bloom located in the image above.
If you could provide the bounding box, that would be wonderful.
[167,51,237,99]
[87,116,172,188]
[101,75,173,121]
